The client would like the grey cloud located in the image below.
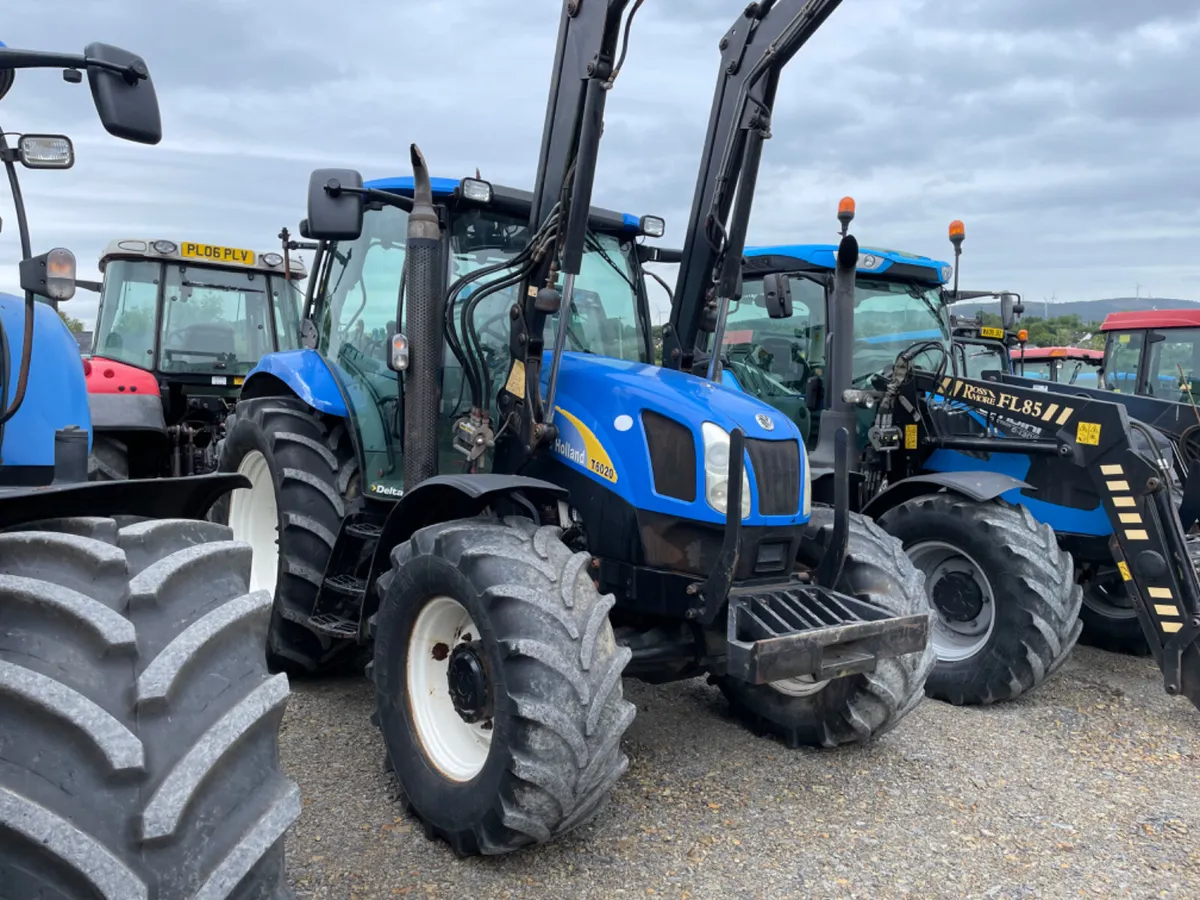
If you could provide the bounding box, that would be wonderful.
[2,0,1199,327]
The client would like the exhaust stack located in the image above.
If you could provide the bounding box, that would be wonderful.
[402,143,443,491]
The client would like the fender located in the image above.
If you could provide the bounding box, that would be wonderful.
[367,474,570,606]
[241,349,348,417]
[0,472,250,530]
[858,471,1030,520]
[86,357,166,433]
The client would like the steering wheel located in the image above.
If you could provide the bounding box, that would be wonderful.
[726,342,810,387]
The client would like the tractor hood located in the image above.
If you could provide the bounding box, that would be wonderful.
[538,352,808,527]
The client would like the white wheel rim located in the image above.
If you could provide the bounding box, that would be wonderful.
[407,596,492,782]
[228,450,279,596]
[908,540,996,663]
[769,674,830,697]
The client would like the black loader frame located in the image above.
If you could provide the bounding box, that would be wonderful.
[883,367,1200,708]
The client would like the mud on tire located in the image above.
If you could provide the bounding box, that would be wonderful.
[215,395,360,673]
[371,515,635,856]
[715,508,935,748]
[878,493,1083,706]
[0,516,298,899]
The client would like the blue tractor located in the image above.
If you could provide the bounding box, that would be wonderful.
[715,202,1200,713]
[0,41,297,898]
[215,0,935,857]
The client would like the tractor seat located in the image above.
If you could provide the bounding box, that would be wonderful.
[179,322,237,356]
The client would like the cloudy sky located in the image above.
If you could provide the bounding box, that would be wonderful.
[2,0,1198,328]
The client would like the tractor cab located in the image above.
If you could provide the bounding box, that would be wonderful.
[1100,309,1200,400]
[85,238,307,478]
[303,176,660,496]
[732,240,952,450]
[1014,346,1103,386]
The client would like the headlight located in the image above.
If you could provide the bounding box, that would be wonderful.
[800,439,811,517]
[702,422,751,519]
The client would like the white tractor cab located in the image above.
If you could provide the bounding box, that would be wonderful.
[84,237,307,479]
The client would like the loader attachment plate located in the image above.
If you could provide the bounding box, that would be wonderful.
[725,580,929,684]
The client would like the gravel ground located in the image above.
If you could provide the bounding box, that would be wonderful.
[281,645,1198,900]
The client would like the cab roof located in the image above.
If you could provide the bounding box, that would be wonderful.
[364,176,651,236]
[99,238,307,279]
[1100,309,1200,332]
[743,243,952,285]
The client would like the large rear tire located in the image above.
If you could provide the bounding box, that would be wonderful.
[878,493,1083,705]
[715,508,936,748]
[87,434,129,481]
[215,395,359,673]
[371,516,635,856]
[0,517,298,899]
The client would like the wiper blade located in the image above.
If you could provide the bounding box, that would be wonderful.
[182,280,264,293]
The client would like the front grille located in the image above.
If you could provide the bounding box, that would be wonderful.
[745,437,800,516]
[642,410,697,502]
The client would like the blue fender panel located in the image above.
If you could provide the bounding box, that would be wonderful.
[0,293,92,465]
[242,349,348,417]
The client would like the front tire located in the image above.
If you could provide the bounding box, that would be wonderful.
[715,508,936,748]
[214,395,359,673]
[878,493,1083,705]
[371,516,635,856]
[1078,569,1150,656]
[0,517,298,899]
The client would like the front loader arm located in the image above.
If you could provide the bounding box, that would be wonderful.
[663,0,845,372]
[906,370,1200,704]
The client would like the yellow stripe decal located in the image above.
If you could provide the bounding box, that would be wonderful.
[1154,604,1180,617]
[1055,407,1074,426]
[1118,513,1142,524]
[1162,621,1183,634]
[1117,561,1132,581]
[1100,464,1124,475]
[1106,480,1130,492]
[1113,496,1136,508]
[1041,403,1059,422]
[1148,587,1174,599]
[1125,529,1149,541]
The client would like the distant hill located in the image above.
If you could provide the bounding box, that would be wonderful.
[952,297,1200,323]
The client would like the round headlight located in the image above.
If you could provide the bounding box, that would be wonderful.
[262,252,284,267]
[152,240,177,255]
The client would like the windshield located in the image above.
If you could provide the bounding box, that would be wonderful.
[721,276,826,393]
[159,265,275,374]
[1143,327,1200,399]
[853,279,949,383]
[1103,330,1145,392]
[94,259,159,368]
[959,340,1008,379]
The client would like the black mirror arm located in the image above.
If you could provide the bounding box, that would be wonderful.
[322,181,414,214]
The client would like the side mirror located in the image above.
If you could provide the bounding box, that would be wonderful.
[20,248,77,302]
[84,43,161,145]
[18,135,74,169]
[307,168,364,240]
[999,293,1015,330]
[762,273,793,319]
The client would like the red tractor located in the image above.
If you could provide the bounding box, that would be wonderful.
[83,236,307,478]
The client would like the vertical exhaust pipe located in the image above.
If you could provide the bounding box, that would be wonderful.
[402,143,443,491]
[811,201,859,474]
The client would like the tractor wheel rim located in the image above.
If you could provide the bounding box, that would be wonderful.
[407,595,493,782]
[228,450,279,597]
[769,674,830,697]
[908,539,996,663]
[1081,576,1138,620]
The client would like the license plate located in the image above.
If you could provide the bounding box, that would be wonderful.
[181,242,256,266]
[979,326,1004,339]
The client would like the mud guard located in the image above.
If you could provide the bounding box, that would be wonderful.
[368,473,570,588]
[240,349,349,417]
[857,471,1031,520]
[0,472,249,531]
